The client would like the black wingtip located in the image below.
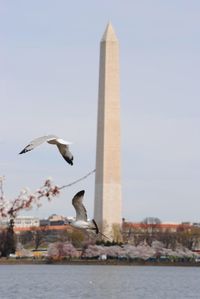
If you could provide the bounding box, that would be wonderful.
[75,190,85,197]
[19,149,26,154]
[63,156,73,165]
[92,219,99,234]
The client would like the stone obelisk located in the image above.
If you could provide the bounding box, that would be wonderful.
[94,23,122,240]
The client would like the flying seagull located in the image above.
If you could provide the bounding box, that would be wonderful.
[19,135,73,165]
[67,190,99,234]
[68,190,110,240]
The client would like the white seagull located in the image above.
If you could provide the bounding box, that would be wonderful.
[67,190,99,234]
[19,135,73,165]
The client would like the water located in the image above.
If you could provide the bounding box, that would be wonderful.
[0,265,199,299]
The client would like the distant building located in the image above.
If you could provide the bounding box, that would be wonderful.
[14,216,40,228]
[40,219,50,226]
[48,214,66,226]
[122,221,192,234]
[193,223,200,227]
[181,221,191,226]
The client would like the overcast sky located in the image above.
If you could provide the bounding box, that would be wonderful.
[1,1,200,223]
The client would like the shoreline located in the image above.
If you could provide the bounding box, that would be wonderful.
[0,258,200,267]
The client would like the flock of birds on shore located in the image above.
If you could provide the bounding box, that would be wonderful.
[19,134,103,238]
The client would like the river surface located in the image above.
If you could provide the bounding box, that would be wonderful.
[0,265,199,299]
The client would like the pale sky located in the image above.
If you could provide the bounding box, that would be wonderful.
[1,1,200,223]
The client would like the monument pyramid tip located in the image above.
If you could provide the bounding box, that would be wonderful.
[101,22,118,42]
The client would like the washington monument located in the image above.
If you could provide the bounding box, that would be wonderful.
[94,23,122,239]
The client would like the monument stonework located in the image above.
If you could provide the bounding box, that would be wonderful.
[94,23,122,239]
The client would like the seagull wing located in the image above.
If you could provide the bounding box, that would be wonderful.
[19,135,58,154]
[72,190,87,221]
[55,141,73,165]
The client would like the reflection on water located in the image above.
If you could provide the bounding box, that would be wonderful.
[0,265,199,299]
